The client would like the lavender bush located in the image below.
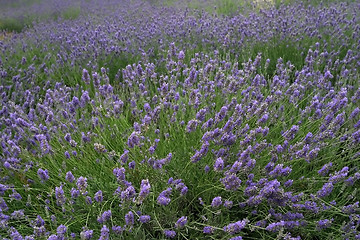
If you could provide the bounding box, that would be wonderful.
[0,0,360,239]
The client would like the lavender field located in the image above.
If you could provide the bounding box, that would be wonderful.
[1,0,360,239]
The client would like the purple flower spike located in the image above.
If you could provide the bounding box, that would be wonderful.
[214,157,224,172]
[65,171,75,183]
[164,230,176,238]
[37,168,49,182]
[211,196,222,208]
[80,229,93,240]
[175,216,187,229]
[125,211,134,226]
[94,190,103,203]
[203,226,214,234]
[223,219,247,235]
[139,215,151,223]
[76,176,88,194]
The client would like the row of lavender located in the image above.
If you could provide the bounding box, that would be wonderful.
[1,0,360,239]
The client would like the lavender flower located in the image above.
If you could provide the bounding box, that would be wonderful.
[80,229,93,240]
[98,210,112,224]
[265,221,285,232]
[125,211,134,226]
[223,219,247,235]
[138,179,151,204]
[224,200,233,209]
[138,215,151,223]
[229,237,243,240]
[65,171,75,183]
[37,168,49,182]
[213,157,224,172]
[157,188,172,206]
[112,226,124,235]
[70,188,80,199]
[55,185,66,206]
[99,225,109,240]
[220,173,241,191]
[76,176,88,194]
[94,190,103,203]
[174,216,187,229]
[317,182,334,198]
[164,230,176,238]
[318,162,333,176]
[211,196,222,208]
[57,224,67,236]
[85,196,92,205]
[113,167,126,183]
[317,219,333,230]
[329,167,349,183]
[203,226,214,234]
[186,119,199,133]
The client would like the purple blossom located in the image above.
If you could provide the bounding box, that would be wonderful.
[329,167,349,183]
[211,196,222,208]
[76,176,88,194]
[80,229,93,240]
[265,221,285,232]
[9,190,22,201]
[186,119,199,133]
[224,200,233,209]
[94,190,103,203]
[57,224,67,236]
[350,107,360,119]
[223,219,247,235]
[125,211,134,226]
[113,167,126,183]
[203,226,214,234]
[127,132,141,148]
[70,188,80,199]
[112,226,124,235]
[65,151,71,159]
[37,168,49,182]
[65,171,75,183]
[164,230,176,238]
[55,185,66,206]
[138,215,151,223]
[317,219,333,230]
[157,187,172,206]
[98,210,112,224]
[229,237,243,240]
[342,202,359,214]
[138,179,151,204]
[99,225,109,240]
[11,210,25,220]
[318,162,333,176]
[174,216,187,229]
[120,185,136,201]
[85,196,92,205]
[353,130,360,143]
[283,125,299,140]
[220,173,241,191]
[213,157,224,172]
[317,182,334,198]
[268,164,292,178]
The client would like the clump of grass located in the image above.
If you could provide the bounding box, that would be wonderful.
[0,17,30,32]
[62,6,81,20]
